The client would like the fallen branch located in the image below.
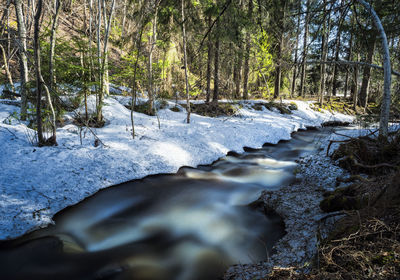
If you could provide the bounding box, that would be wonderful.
[326,139,351,156]
[343,156,397,170]
[336,175,370,183]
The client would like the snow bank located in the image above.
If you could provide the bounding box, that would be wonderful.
[0,97,353,240]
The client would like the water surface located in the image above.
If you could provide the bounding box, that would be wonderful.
[0,128,331,280]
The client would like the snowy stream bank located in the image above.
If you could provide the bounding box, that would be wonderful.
[0,97,353,240]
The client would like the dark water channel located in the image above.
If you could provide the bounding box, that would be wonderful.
[0,128,333,280]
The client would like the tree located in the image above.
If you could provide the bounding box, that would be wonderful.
[181,0,191,123]
[34,0,57,146]
[357,0,391,138]
[242,0,253,100]
[300,0,310,97]
[14,0,29,119]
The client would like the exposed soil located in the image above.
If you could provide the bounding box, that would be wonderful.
[261,131,400,280]
[189,102,238,117]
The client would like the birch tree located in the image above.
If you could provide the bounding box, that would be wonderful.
[14,0,29,119]
[356,0,392,138]
[181,0,191,123]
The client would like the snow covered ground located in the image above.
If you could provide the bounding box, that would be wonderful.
[0,96,354,240]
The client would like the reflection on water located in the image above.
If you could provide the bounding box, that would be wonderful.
[0,128,331,280]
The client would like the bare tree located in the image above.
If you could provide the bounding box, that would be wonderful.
[14,0,29,119]
[205,13,213,104]
[357,0,392,138]
[34,0,57,146]
[49,0,61,92]
[181,0,190,123]
[300,0,310,97]
[212,18,220,104]
[147,0,161,115]
[242,0,253,100]
[96,0,115,123]
[319,0,331,105]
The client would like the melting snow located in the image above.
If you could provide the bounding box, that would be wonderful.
[0,96,353,240]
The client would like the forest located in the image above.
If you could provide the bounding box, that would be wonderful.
[0,0,399,144]
[0,0,399,279]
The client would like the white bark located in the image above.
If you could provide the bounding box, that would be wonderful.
[357,0,391,138]
[14,0,29,119]
[181,0,190,123]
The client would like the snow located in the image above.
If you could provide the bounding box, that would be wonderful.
[0,95,354,240]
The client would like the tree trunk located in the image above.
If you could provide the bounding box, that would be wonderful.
[96,0,102,120]
[291,1,301,97]
[331,10,348,97]
[35,0,57,146]
[319,0,331,105]
[273,39,282,99]
[344,21,354,99]
[359,35,376,108]
[97,0,115,122]
[274,0,286,99]
[205,13,213,104]
[14,0,29,119]
[147,5,158,115]
[242,0,253,100]
[300,0,310,97]
[352,53,360,110]
[212,19,220,104]
[131,26,144,139]
[181,0,190,123]
[49,0,61,92]
[357,0,391,138]
[233,40,243,99]
[0,44,14,93]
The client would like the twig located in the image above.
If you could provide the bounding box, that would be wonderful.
[326,139,351,156]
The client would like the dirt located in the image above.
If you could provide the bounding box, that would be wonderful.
[261,132,400,280]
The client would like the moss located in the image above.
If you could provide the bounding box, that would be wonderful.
[190,102,237,117]
[125,102,155,116]
[170,106,181,112]
[320,186,367,212]
[288,102,298,111]
[252,104,265,111]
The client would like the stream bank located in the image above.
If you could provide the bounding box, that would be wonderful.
[0,126,351,280]
[224,127,353,280]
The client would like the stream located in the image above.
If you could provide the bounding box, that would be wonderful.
[0,128,333,280]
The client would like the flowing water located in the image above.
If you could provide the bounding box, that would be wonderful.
[0,128,332,280]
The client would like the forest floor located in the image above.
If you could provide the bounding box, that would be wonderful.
[0,87,354,240]
[225,126,400,280]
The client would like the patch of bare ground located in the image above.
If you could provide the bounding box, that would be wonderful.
[263,131,400,280]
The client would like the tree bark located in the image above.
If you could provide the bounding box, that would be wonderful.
[233,40,243,99]
[357,0,391,138]
[331,7,348,97]
[49,0,61,92]
[181,0,190,123]
[242,0,253,100]
[205,13,213,104]
[352,53,360,110]
[35,0,57,146]
[0,44,14,93]
[291,1,301,97]
[359,35,376,108]
[344,20,354,98]
[212,19,220,104]
[97,0,115,122]
[147,4,159,115]
[300,0,310,97]
[319,0,331,105]
[14,0,29,119]
[96,0,102,120]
